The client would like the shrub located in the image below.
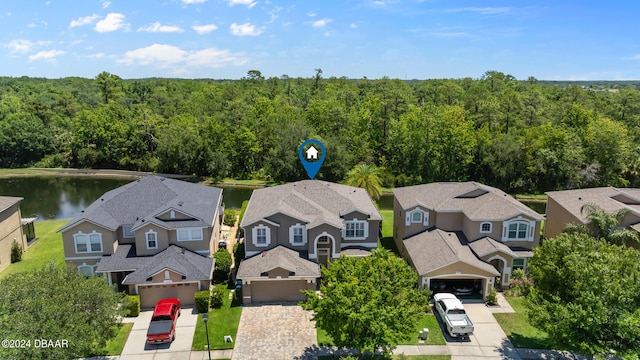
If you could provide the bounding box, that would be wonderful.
[233,241,245,265]
[210,284,226,308]
[505,275,534,297]
[10,240,22,263]
[511,268,525,280]
[486,287,498,305]
[194,290,210,313]
[125,295,140,317]
[223,209,237,226]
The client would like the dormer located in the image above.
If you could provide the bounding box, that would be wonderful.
[156,208,195,221]
[611,192,640,206]
[454,186,490,199]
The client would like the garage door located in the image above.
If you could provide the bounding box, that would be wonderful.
[139,283,199,308]
[250,280,308,303]
[430,278,484,298]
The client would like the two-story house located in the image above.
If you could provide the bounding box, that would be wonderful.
[236,180,382,304]
[0,196,27,273]
[393,182,543,299]
[545,187,640,246]
[59,176,223,308]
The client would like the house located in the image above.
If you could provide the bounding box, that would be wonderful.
[545,187,640,242]
[59,176,223,308]
[237,180,382,304]
[306,146,319,160]
[393,182,543,299]
[0,196,27,273]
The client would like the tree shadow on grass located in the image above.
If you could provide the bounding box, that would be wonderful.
[379,236,400,256]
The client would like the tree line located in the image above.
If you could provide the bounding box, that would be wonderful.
[1,70,640,193]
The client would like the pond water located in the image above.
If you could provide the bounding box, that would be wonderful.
[0,176,544,221]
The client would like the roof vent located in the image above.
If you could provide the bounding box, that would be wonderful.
[101,198,104,201]
[261,251,268,257]
[81,210,84,213]
[578,197,582,200]
[178,201,184,206]
[181,248,185,254]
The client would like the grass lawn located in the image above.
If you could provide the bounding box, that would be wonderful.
[317,313,445,347]
[0,219,68,279]
[319,356,450,360]
[192,289,242,350]
[493,297,559,350]
[378,209,400,255]
[102,322,133,356]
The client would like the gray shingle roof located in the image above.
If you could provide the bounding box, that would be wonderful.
[59,176,222,232]
[393,182,543,221]
[404,229,499,276]
[0,196,22,213]
[468,237,516,258]
[236,245,320,279]
[546,187,640,223]
[240,180,382,229]
[95,244,214,284]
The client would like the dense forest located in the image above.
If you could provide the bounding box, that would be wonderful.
[1,70,640,194]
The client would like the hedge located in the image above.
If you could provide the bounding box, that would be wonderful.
[126,295,140,317]
[194,290,210,313]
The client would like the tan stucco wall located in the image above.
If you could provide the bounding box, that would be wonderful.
[134,223,170,256]
[434,212,463,232]
[0,203,24,272]
[168,226,213,254]
[424,261,497,278]
[156,209,192,221]
[267,267,291,278]
[544,197,582,239]
[151,269,184,283]
[62,222,116,258]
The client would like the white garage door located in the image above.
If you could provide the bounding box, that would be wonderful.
[139,283,199,308]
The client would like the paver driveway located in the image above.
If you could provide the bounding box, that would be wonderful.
[232,304,317,360]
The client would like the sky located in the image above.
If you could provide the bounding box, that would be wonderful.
[1,0,639,80]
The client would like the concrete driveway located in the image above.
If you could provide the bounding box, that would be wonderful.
[231,304,317,360]
[119,306,198,360]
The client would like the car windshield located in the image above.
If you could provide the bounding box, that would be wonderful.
[448,309,466,315]
[152,315,172,321]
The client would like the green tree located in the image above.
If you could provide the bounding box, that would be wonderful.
[527,233,640,357]
[345,163,383,200]
[0,263,126,359]
[301,248,429,358]
[563,203,639,246]
[94,71,123,104]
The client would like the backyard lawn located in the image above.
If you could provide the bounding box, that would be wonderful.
[101,323,133,356]
[192,289,242,350]
[378,209,400,254]
[0,219,68,279]
[493,297,559,350]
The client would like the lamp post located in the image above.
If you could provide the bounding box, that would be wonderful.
[202,313,211,360]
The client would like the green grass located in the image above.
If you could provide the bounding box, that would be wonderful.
[513,194,548,200]
[213,177,270,187]
[102,322,133,355]
[0,219,68,279]
[319,355,450,360]
[378,209,400,255]
[494,297,559,350]
[192,289,242,350]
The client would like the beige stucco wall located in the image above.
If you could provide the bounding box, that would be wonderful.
[425,261,497,278]
[0,202,25,272]
[434,212,463,232]
[267,267,291,278]
[62,221,116,258]
[134,223,170,256]
[544,197,582,239]
[151,269,184,283]
[156,209,193,221]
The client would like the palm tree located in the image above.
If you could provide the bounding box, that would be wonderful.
[563,202,639,246]
[345,163,383,200]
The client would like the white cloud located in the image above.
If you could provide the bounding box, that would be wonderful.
[183,0,207,3]
[192,24,218,34]
[95,13,129,33]
[70,14,99,28]
[89,52,106,58]
[230,22,263,36]
[228,0,257,8]
[350,23,358,29]
[118,43,248,69]
[307,11,317,17]
[101,0,111,8]
[28,49,64,62]
[312,18,331,28]
[138,22,184,33]
[5,39,51,54]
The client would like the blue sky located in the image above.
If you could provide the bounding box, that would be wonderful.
[1,0,639,80]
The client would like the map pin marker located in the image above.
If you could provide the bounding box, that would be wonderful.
[298,139,326,180]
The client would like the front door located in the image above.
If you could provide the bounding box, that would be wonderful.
[317,248,330,268]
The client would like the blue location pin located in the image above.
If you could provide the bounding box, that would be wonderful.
[298,139,326,180]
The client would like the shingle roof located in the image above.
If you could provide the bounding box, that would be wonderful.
[546,187,640,223]
[59,176,222,232]
[240,180,382,229]
[95,244,214,284]
[404,229,499,277]
[236,245,320,279]
[468,237,516,258]
[0,196,22,213]
[393,182,543,221]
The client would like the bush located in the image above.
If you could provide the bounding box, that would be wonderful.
[511,268,525,280]
[505,275,534,297]
[210,284,226,308]
[233,241,245,265]
[486,287,498,305]
[223,209,237,226]
[194,290,210,313]
[10,240,22,263]
[125,295,140,317]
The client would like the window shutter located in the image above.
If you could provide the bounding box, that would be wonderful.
[405,212,411,226]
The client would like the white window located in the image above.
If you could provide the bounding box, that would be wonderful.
[73,231,103,253]
[78,264,94,277]
[502,217,535,242]
[289,224,307,246]
[512,258,526,272]
[122,224,135,238]
[252,224,271,247]
[405,208,429,226]
[146,229,158,249]
[344,219,368,240]
[480,222,492,233]
[170,210,175,219]
[177,227,203,241]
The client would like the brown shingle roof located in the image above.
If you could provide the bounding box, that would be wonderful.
[404,229,499,277]
[236,245,320,279]
[393,182,542,221]
[546,187,640,223]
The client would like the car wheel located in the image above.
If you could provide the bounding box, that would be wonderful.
[172,333,176,342]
